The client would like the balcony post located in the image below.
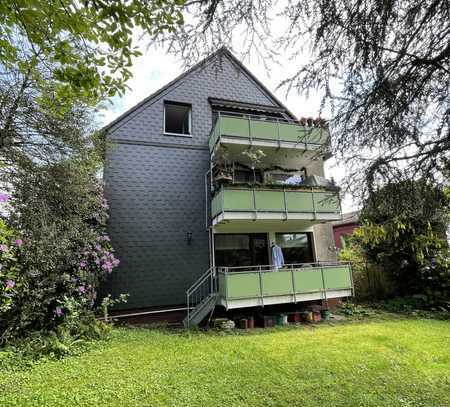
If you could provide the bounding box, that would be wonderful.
[252,188,257,221]
[349,263,355,296]
[283,187,288,221]
[311,188,317,220]
[210,160,213,192]
[225,267,229,310]
[320,266,329,309]
[276,119,281,149]
[290,268,297,303]
[221,184,225,217]
[258,269,264,307]
[247,115,253,146]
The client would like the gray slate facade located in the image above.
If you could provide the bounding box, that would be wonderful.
[103,50,287,309]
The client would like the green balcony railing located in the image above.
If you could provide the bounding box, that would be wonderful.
[209,114,330,152]
[211,186,341,220]
[218,263,353,303]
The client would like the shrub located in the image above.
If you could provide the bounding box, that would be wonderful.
[0,218,22,315]
[339,243,395,300]
[342,180,450,310]
[1,158,121,345]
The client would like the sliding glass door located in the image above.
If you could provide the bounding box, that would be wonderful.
[214,233,268,268]
[275,233,314,264]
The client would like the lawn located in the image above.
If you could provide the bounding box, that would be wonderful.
[0,317,449,407]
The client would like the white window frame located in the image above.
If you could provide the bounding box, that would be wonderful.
[163,101,192,137]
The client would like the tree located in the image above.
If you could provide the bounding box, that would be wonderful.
[0,68,97,174]
[0,62,119,343]
[1,154,119,342]
[0,0,185,108]
[159,0,450,197]
[351,180,449,306]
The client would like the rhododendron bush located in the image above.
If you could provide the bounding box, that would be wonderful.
[0,156,121,344]
[0,218,22,315]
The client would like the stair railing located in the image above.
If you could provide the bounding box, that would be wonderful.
[186,267,217,328]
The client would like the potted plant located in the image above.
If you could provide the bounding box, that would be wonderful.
[241,148,266,185]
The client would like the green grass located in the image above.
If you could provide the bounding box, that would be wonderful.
[1,317,449,406]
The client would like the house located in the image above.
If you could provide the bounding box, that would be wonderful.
[332,211,360,249]
[102,47,353,327]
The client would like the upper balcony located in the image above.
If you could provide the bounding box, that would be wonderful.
[211,185,341,226]
[209,113,330,156]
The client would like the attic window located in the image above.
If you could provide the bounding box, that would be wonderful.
[164,102,191,136]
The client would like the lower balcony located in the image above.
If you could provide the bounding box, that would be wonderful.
[211,186,342,225]
[217,263,353,309]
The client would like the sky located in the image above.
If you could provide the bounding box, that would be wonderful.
[98,46,357,213]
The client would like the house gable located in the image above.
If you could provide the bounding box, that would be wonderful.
[105,48,296,147]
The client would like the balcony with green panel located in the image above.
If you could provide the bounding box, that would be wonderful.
[217,263,353,309]
[209,114,330,156]
[211,186,342,225]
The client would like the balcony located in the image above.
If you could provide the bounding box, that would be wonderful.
[217,263,353,309]
[211,186,341,225]
[209,114,330,154]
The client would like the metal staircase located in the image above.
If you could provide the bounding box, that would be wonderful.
[183,267,218,328]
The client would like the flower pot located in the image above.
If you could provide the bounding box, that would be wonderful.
[321,309,331,321]
[312,310,322,322]
[301,311,313,322]
[275,314,288,326]
[238,318,248,329]
[262,315,275,328]
[288,312,301,323]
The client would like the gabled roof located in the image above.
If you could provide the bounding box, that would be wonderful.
[103,46,297,132]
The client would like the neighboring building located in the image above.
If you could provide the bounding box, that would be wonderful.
[332,211,360,249]
[102,47,352,326]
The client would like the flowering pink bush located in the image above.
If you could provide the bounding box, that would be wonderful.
[2,163,121,341]
[0,219,21,315]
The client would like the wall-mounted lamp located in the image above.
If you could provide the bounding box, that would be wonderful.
[186,232,193,245]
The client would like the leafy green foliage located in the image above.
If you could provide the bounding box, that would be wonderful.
[1,315,111,363]
[339,243,395,300]
[336,302,376,318]
[100,293,129,322]
[1,320,449,406]
[375,297,450,319]
[0,220,22,314]
[347,180,450,308]
[0,0,185,106]
[0,155,120,343]
[159,0,450,194]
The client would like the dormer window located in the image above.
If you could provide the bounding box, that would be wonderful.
[164,101,191,136]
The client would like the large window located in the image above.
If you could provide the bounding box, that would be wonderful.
[164,101,191,135]
[215,233,268,268]
[275,233,314,264]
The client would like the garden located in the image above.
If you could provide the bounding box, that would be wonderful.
[0,2,449,406]
[1,315,449,407]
